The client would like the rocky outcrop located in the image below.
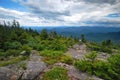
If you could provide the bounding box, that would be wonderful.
[0,67,18,80]
[0,49,106,80]
[21,50,47,80]
[0,50,47,80]
[54,63,103,80]
[68,44,87,59]
[97,52,110,60]
[39,62,103,80]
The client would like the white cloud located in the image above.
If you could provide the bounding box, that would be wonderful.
[1,0,120,26]
[0,7,63,26]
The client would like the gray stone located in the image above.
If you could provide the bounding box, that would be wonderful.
[54,63,103,80]
[22,50,47,80]
[67,44,87,59]
[0,67,18,80]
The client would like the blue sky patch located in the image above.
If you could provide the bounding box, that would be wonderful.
[107,13,120,18]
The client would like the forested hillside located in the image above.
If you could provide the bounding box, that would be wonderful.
[0,20,120,80]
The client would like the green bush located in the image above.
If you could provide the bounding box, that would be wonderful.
[75,60,92,74]
[21,45,32,56]
[93,61,110,79]
[87,43,112,53]
[100,46,112,53]
[4,41,22,50]
[42,67,69,80]
[108,54,120,79]
[40,50,63,58]
[60,54,74,65]
[85,51,98,62]
[75,52,120,80]
[2,49,21,58]
[87,44,101,51]
[37,44,45,51]
[0,56,27,67]
[42,57,58,65]
[40,50,64,65]
[75,59,114,79]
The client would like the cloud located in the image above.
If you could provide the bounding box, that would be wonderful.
[0,7,64,26]
[1,0,120,26]
[0,7,40,26]
[81,0,119,4]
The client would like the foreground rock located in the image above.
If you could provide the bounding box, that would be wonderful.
[40,62,103,80]
[22,50,47,80]
[54,63,103,80]
[68,44,87,59]
[0,67,18,80]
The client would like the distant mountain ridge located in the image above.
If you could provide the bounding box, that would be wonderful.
[23,26,120,43]
[23,26,120,33]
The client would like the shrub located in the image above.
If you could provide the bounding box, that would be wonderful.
[21,45,32,56]
[75,60,92,74]
[108,54,120,79]
[60,54,74,65]
[40,50,63,58]
[85,51,98,62]
[40,50,64,65]
[42,67,69,80]
[5,49,21,57]
[0,56,27,67]
[3,49,21,57]
[19,62,27,70]
[75,52,120,80]
[4,41,22,50]
[42,57,58,65]
[47,40,67,52]
[37,44,45,51]
[87,43,112,53]
[100,46,112,53]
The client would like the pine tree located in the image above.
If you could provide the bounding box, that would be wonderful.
[81,34,86,43]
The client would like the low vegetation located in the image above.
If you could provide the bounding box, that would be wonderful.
[40,50,64,64]
[0,56,27,67]
[0,20,77,66]
[75,51,120,80]
[42,67,69,80]
[60,54,74,65]
[86,41,113,54]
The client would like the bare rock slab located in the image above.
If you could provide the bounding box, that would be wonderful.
[22,50,47,80]
[0,67,18,80]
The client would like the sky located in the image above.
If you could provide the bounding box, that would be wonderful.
[0,0,120,27]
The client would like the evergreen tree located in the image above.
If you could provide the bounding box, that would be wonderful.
[40,29,48,40]
[81,34,86,43]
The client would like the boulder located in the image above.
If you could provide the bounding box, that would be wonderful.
[0,67,18,80]
[22,50,47,80]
